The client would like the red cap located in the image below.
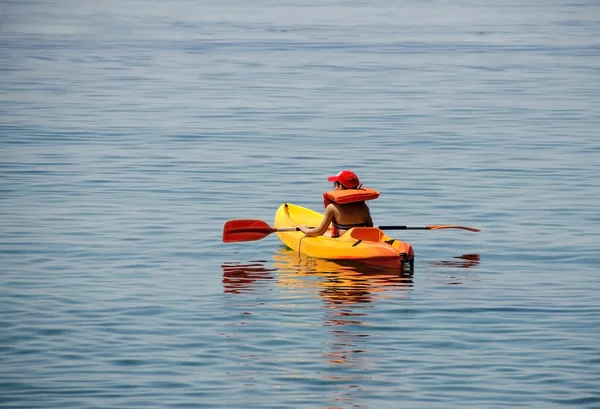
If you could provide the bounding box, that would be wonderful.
[327,170,361,189]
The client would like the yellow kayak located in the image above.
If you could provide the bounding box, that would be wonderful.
[274,203,414,271]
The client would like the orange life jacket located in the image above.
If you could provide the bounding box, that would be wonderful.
[323,187,380,237]
[323,187,380,208]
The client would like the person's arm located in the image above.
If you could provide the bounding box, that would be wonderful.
[299,205,335,237]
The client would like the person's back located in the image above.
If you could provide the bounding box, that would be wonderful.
[299,170,377,237]
[329,201,373,237]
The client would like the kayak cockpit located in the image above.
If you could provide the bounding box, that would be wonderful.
[348,227,384,242]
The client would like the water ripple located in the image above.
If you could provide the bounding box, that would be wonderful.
[2,0,600,408]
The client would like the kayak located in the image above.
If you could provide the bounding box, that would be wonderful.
[274,203,415,271]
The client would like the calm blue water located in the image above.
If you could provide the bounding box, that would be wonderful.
[2,0,600,408]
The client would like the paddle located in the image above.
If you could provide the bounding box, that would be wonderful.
[223,219,480,243]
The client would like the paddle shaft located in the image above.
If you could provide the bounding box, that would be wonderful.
[302,225,479,231]
[232,225,477,235]
[379,225,437,230]
[222,219,480,243]
[271,227,299,232]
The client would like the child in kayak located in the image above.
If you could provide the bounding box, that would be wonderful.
[299,170,379,237]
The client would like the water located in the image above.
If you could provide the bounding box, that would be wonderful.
[2,0,600,408]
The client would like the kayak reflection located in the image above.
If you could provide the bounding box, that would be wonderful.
[221,250,413,368]
[221,249,413,303]
[273,247,413,366]
[272,247,413,306]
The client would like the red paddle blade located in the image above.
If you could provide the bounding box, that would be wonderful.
[222,219,277,243]
[425,225,481,232]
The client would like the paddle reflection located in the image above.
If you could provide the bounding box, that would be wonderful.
[221,260,276,294]
[428,254,481,286]
[432,253,480,269]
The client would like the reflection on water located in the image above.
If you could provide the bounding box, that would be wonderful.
[222,251,480,295]
[221,260,276,294]
[272,248,414,367]
[222,248,414,367]
[429,254,481,286]
[222,248,415,300]
[221,250,481,368]
[272,247,414,305]
[432,253,481,269]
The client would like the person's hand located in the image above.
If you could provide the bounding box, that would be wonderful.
[298,225,310,234]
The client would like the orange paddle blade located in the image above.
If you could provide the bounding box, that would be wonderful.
[425,225,481,232]
[222,219,278,243]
